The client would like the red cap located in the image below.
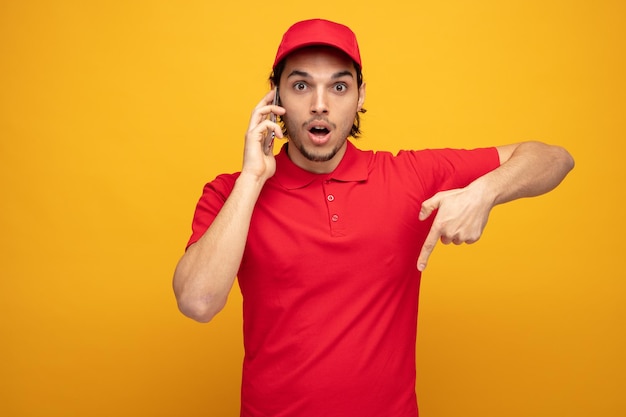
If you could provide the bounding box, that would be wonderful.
[273,19,362,69]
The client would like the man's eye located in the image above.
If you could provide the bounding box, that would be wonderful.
[294,82,306,91]
[334,84,347,92]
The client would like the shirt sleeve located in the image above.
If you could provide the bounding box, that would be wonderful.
[398,147,500,198]
[186,173,239,249]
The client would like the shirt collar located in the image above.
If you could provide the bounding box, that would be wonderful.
[273,140,370,190]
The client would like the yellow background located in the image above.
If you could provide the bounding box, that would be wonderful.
[1,1,624,416]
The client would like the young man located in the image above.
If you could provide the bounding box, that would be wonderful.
[173,19,574,417]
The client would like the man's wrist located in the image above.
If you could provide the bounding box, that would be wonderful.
[237,170,268,190]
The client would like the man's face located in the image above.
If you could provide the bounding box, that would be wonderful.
[278,46,366,173]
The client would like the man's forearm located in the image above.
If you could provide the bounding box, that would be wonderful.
[416,141,574,271]
[173,173,266,322]
[484,141,574,206]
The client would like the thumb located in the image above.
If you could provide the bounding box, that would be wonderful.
[419,194,440,221]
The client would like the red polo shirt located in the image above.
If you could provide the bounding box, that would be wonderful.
[187,141,499,417]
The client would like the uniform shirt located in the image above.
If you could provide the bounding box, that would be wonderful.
[187,141,500,417]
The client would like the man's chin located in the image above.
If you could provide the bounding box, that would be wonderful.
[298,143,342,163]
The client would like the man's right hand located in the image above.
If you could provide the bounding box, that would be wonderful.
[242,89,285,181]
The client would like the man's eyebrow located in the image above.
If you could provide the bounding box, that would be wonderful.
[286,70,355,79]
[287,70,310,79]
[331,70,354,79]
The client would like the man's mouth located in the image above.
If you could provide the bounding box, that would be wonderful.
[309,126,330,136]
[304,119,334,145]
[307,124,332,145]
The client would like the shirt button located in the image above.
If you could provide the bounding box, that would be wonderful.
[327,194,335,202]
[331,214,339,222]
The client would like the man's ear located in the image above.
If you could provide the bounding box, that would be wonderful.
[357,82,366,111]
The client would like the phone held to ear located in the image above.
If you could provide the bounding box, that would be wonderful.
[264,87,279,155]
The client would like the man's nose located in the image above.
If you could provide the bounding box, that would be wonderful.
[310,88,329,114]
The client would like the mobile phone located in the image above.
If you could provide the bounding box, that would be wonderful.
[264,87,279,155]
